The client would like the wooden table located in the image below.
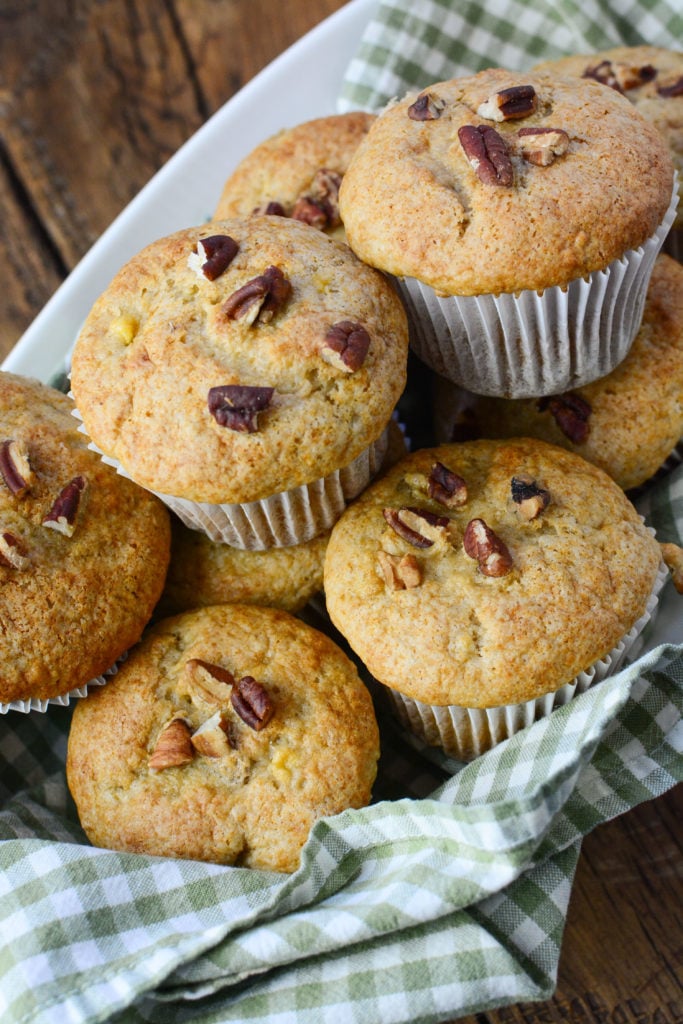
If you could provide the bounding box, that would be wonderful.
[1,2,681,1021]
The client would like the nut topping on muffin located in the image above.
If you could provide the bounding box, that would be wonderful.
[189,234,239,281]
[322,320,370,372]
[428,461,468,508]
[42,475,87,537]
[207,385,274,433]
[458,125,513,186]
[516,126,569,166]
[377,550,422,590]
[510,475,552,521]
[583,59,657,92]
[0,531,29,570]
[657,75,683,98]
[463,518,513,577]
[149,717,194,770]
[231,676,274,731]
[476,84,538,121]
[538,393,592,443]
[222,265,291,324]
[184,658,235,707]
[407,92,445,121]
[0,438,33,497]
[383,506,450,548]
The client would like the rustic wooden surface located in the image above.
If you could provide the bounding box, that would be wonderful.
[1,1,681,1020]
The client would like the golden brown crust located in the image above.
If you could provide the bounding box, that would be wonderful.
[339,68,675,295]
[435,255,683,490]
[0,372,170,704]
[66,604,379,872]
[323,438,661,707]
[70,216,408,503]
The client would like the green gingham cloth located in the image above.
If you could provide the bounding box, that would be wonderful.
[2,3,683,1022]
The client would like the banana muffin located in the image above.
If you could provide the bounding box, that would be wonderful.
[0,372,171,711]
[69,214,409,548]
[214,111,376,241]
[67,604,380,872]
[324,438,664,759]
[339,67,676,397]
[434,254,683,491]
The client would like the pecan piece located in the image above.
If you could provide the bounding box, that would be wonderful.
[657,75,683,98]
[253,200,287,216]
[463,518,513,577]
[291,195,329,230]
[477,84,537,121]
[408,92,445,121]
[511,475,551,521]
[584,60,657,92]
[0,531,29,570]
[185,658,235,707]
[377,550,422,590]
[42,476,87,537]
[661,542,683,594]
[222,265,291,324]
[458,125,513,186]
[292,168,343,231]
[583,60,623,91]
[517,126,569,167]
[428,461,467,509]
[191,711,233,757]
[208,385,274,433]
[148,717,194,770]
[383,506,450,548]
[0,439,33,497]
[231,676,274,730]
[538,392,591,444]
[191,234,239,281]
[322,321,370,372]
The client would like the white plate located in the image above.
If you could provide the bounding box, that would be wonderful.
[2,0,377,384]
[3,0,681,652]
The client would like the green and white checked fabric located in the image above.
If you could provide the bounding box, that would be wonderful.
[2,2,683,1021]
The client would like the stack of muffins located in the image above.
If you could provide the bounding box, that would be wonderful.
[8,53,683,872]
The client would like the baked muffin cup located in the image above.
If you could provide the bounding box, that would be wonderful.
[383,556,669,762]
[396,177,678,399]
[73,412,390,548]
[0,662,119,715]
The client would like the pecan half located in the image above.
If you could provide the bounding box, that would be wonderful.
[231,676,274,730]
[0,531,29,570]
[584,60,657,92]
[383,506,450,548]
[190,711,233,757]
[222,265,291,324]
[191,234,239,281]
[291,196,328,230]
[517,126,569,166]
[148,717,194,770]
[661,542,683,594]
[322,321,370,372]
[510,475,551,521]
[463,518,513,577]
[538,392,591,444]
[42,476,87,537]
[208,385,274,433]
[477,85,537,121]
[377,550,422,590]
[657,75,683,98]
[428,461,467,508]
[185,658,235,707]
[0,439,33,497]
[408,92,445,121]
[458,125,513,186]
[293,168,343,231]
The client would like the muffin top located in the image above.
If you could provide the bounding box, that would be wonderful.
[339,67,675,295]
[323,438,661,708]
[214,111,376,240]
[66,604,380,872]
[533,46,683,229]
[0,372,171,706]
[434,254,683,491]
[156,516,328,618]
[70,215,409,503]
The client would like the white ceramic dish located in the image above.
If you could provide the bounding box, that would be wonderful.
[2,0,681,658]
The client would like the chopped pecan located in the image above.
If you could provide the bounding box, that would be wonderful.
[408,92,445,121]
[463,518,513,577]
[383,506,450,548]
[584,60,657,92]
[292,169,343,231]
[253,200,287,216]
[517,126,569,166]
[185,658,235,706]
[208,385,274,433]
[222,265,291,324]
[191,234,239,281]
[190,711,233,757]
[42,476,87,537]
[458,125,513,186]
[510,475,551,521]
[538,392,591,444]
[0,531,29,570]
[377,550,422,590]
[583,60,623,91]
[148,717,194,770]
[322,321,370,372]
[0,439,33,497]
[660,542,683,594]
[477,85,537,121]
[428,461,467,508]
[291,196,327,230]
[657,75,683,98]
[231,676,274,730]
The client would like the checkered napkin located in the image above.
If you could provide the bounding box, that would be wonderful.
[2,3,683,1022]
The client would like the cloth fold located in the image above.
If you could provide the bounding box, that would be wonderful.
[2,2,682,1021]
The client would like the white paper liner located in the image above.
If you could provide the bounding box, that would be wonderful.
[0,658,123,715]
[395,176,678,399]
[384,557,669,762]
[70,404,389,548]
